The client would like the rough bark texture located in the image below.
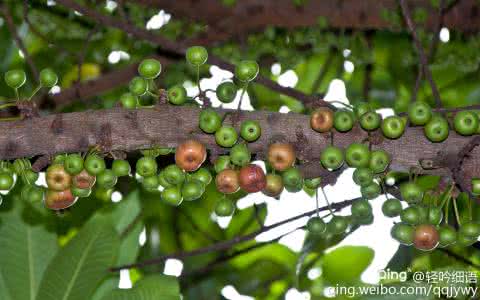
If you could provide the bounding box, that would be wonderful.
[1,105,478,182]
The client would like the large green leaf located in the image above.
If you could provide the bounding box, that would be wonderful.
[35,218,119,300]
[101,275,181,300]
[322,246,374,285]
[0,208,58,300]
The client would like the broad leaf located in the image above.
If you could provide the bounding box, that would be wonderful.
[322,246,374,284]
[35,218,119,300]
[101,275,181,300]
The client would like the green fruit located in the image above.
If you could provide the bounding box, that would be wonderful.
[138,58,161,79]
[157,171,172,188]
[129,76,148,96]
[456,233,477,247]
[459,222,480,239]
[400,182,423,203]
[240,120,261,142]
[381,116,405,139]
[142,175,159,191]
[64,154,84,175]
[320,146,344,170]
[473,178,480,195]
[199,109,222,133]
[304,177,321,189]
[215,198,235,216]
[328,216,349,235]
[214,155,231,173]
[96,169,118,189]
[112,159,131,177]
[230,144,251,166]
[354,102,371,118]
[454,111,479,136]
[167,85,187,105]
[382,198,403,217]
[5,69,26,89]
[400,206,421,225]
[192,168,212,185]
[391,223,414,245]
[359,111,381,131]
[369,149,390,174]
[235,60,259,82]
[351,199,372,218]
[408,101,432,126]
[22,169,39,185]
[22,185,44,203]
[424,116,449,142]
[333,110,355,132]
[355,214,374,226]
[345,143,370,168]
[215,126,238,147]
[282,167,303,192]
[95,187,113,202]
[216,81,237,103]
[438,225,457,247]
[72,186,92,198]
[161,186,183,206]
[186,46,208,66]
[39,68,58,87]
[307,217,326,235]
[416,205,429,224]
[120,93,138,109]
[361,182,381,200]
[136,157,158,177]
[84,154,106,175]
[182,180,205,201]
[53,154,67,164]
[163,164,185,185]
[352,167,373,187]
[428,207,443,225]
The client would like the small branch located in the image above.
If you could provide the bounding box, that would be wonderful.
[399,0,442,108]
[110,197,357,271]
[1,3,39,82]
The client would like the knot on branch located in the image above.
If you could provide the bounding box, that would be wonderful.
[452,136,480,197]
[17,100,39,119]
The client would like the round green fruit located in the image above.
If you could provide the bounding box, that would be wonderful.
[345,143,370,168]
[235,60,259,82]
[216,81,237,103]
[262,173,284,197]
[163,164,185,185]
[459,222,480,239]
[351,199,372,218]
[167,85,187,105]
[112,159,131,177]
[39,68,58,87]
[369,149,390,174]
[215,126,238,148]
[382,198,403,217]
[157,171,172,188]
[215,198,235,216]
[240,120,261,142]
[333,110,355,132]
[361,182,381,200]
[84,154,106,176]
[214,155,231,173]
[199,109,222,133]
[400,206,421,225]
[192,168,212,186]
[161,186,183,206]
[304,177,321,189]
[454,110,479,136]
[96,169,118,189]
[136,156,158,177]
[5,69,26,89]
[408,101,432,126]
[129,76,148,96]
[381,116,405,139]
[72,186,92,198]
[438,225,457,247]
[424,116,449,142]
[230,144,251,167]
[352,167,373,187]
[142,175,159,191]
[120,93,138,109]
[428,207,443,225]
[391,223,414,245]
[182,180,205,201]
[138,58,161,79]
[354,102,371,118]
[360,111,381,131]
[328,216,349,235]
[64,154,84,175]
[186,46,208,66]
[307,217,326,235]
[320,146,344,170]
[400,182,423,203]
[282,167,303,192]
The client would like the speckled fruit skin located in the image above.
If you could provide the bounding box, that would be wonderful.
[72,169,96,189]
[267,143,296,171]
[46,164,72,191]
[413,224,440,251]
[262,174,284,197]
[239,164,266,193]
[45,189,77,210]
[175,140,207,172]
[215,169,240,194]
[310,107,334,133]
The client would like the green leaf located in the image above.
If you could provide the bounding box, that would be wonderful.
[35,218,120,300]
[101,275,181,300]
[0,208,58,300]
[322,246,374,284]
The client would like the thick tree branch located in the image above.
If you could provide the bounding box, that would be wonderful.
[54,0,330,108]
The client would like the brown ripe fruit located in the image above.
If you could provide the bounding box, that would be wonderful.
[45,189,77,210]
[262,173,284,197]
[239,164,267,193]
[46,164,72,191]
[215,169,240,194]
[414,224,440,251]
[267,143,296,171]
[175,140,207,172]
[310,107,334,133]
[73,169,96,189]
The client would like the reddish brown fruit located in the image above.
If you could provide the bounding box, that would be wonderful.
[73,169,96,189]
[263,174,284,197]
[215,169,240,194]
[310,107,334,133]
[414,224,440,251]
[239,164,267,193]
[175,140,207,172]
[45,189,77,210]
[267,143,296,171]
[46,164,72,191]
